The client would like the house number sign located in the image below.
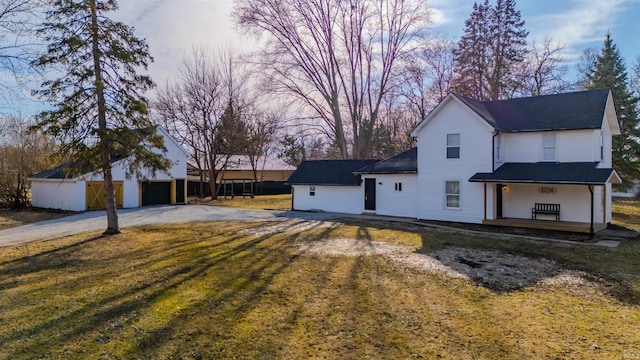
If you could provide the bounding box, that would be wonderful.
[538,186,557,194]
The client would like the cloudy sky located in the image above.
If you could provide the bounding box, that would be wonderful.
[114,0,640,88]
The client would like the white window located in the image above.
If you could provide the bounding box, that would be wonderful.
[309,186,315,196]
[542,133,556,161]
[495,134,501,161]
[447,133,460,159]
[445,181,461,209]
[394,182,402,192]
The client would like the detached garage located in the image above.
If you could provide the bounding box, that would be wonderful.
[29,127,188,212]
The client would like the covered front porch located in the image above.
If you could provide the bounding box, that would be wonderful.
[482,217,607,234]
[470,162,621,234]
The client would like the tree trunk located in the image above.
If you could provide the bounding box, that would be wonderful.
[90,0,119,235]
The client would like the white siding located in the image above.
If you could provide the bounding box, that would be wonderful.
[598,121,613,168]
[503,129,600,163]
[29,127,188,211]
[30,180,86,212]
[292,185,363,214]
[416,99,494,224]
[362,174,418,218]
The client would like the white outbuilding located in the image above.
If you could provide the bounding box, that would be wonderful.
[28,127,188,212]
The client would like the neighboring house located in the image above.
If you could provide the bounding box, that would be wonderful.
[217,155,296,182]
[187,155,296,197]
[288,89,621,233]
[29,127,188,211]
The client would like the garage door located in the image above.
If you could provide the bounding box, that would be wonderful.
[141,181,172,206]
[86,181,124,210]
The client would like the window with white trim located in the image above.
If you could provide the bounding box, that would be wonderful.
[394,182,403,192]
[445,181,461,209]
[542,133,556,161]
[495,134,502,161]
[446,133,460,159]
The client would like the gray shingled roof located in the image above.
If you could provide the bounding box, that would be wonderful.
[469,162,619,185]
[286,160,379,186]
[354,148,417,174]
[30,162,95,179]
[455,88,610,132]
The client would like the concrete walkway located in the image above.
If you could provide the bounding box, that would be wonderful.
[0,206,621,248]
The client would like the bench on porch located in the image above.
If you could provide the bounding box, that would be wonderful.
[531,203,560,221]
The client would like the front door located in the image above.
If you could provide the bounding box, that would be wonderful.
[496,184,503,218]
[364,178,376,211]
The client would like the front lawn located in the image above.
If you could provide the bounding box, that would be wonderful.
[190,193,292,210]
[0,216,638,359]
[0,208,72,231]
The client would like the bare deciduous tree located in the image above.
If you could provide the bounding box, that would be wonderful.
[516,38,569,97]
[401,38,455,122]
[233,0,432,159]
[0,115,55,208]
[154,47,250,199]
[0,0,42,104]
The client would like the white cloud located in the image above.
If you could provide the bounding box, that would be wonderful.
[115,0,255,87]
[527,0,631,60]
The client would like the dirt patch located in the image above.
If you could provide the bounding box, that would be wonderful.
[245,220,336,237]
[297,238,586,291]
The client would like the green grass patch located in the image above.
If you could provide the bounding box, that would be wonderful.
[0,215,638,359]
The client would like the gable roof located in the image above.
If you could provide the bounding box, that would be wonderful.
[456,89,611,132]
[413,89,614,135]
[469,162,621,185]
[354,148,417,174]
[30,126,184,180]
[29,161,95,180]
[286,160,378,186]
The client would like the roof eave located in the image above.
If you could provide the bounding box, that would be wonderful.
[353,170,418,175]
[468,178,613,185]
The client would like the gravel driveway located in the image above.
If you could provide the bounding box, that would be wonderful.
[0,205,339,247]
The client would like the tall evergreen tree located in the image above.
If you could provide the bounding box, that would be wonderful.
[32,0,170,235]
[453,0,528,100]
[584,33,640,186]
[452,0,491,100]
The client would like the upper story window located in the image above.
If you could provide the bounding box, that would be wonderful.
[495,134,502,161]
[446,133,460,159]
[542,133,556,161]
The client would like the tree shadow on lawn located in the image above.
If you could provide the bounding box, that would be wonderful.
[0,220,340,358]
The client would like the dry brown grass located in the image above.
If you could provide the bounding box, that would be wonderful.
[189,193,292,210]
[0,208,72,231]
[0,216,638,359]
[612,198,640,232]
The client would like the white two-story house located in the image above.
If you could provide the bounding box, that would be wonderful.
[287,89,621,233]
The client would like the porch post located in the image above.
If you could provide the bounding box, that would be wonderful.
[483,183,487,220]
[602,185,607,225]
[588,185,594,235]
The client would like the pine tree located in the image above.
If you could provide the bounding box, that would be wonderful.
[32,0,170,235]
[453,0,528,100]
[584,33,640,186]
